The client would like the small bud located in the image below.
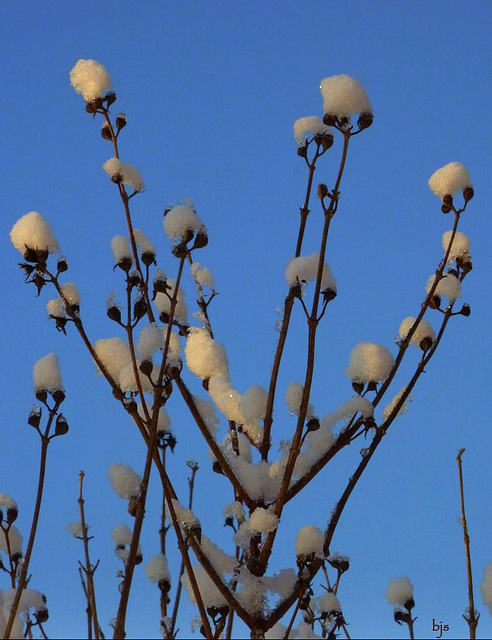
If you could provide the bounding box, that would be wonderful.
[52,389,66,404]
[297,144,308,158]
[115,113,127,130]
[213,461,224,475]
[357,111,374,130]
[352,381,364,395]
[323,113,337,126]
[429,294,441,310]
[441,203,452,214]
[366,381,378,392]
[165,363,181,380]
[463,186,474,202]
[55,413,69,436]
[419,336,434,352]
[443,194,453,206]
[153,276,169,297]
[128,271,142,288]
[192,229,208,250]
[110,172,123,185]
[107,305,122,324]
[35,609,49,625]
[317,183,328,199]
[139,359,153,377]
[114,257,132,273]
[457,255,473,274]
[404,597,415,611]
[85,98,102,114]
[133,296,147,322]
[305,417,320,433]
[135,553,143,565]
[36,390,48,403]
[322,287,337,303]
[460,303,471,317]
[28,406,42,429]
[448,268,459,278]
[123,397,138,413]
[321,131,334,150]
[224,516,234,529]
[32,273,46,297]
[57,256,68,273]
[141,251,156,267]
[101,122,112,140]
[105,91,117,106]
[6,508,18,525]
[172,243,188,258]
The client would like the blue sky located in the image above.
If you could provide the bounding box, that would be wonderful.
[2,1,492,638]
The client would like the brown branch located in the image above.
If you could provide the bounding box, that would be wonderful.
[457,449,479,639]
[77,471,101,640]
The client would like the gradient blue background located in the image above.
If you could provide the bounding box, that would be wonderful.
[2,1,492,638]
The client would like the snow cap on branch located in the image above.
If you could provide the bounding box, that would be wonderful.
[320,74,371,117]
[3,589,47,616]
[398,317,435,348]
[111,235,133,265]
[108,463,142,499]
[296,525,325,558]
[426,273,461,301]
[185,328,229,380]
[285,253,336,292]
[93,337,132,381]
[60,282,80,307]
[208,376,243,424]
[382,386,412,423]
[111,523,132,546]
[10,212,59,257]
[47,298,66,319]
[316,591,341,613]
[293,116,332,146]
[163,200,205,241]
[133,229,155,256]
[103,158,144,192]
[0,526,22,556]
[190,262,214,288]
[428,162,472,198]
[182,564,227,608]
[346,342,394,383]
[239,385,268,423]
[285,382,315,418]
[70,59,111,102]
[145,554,170,584]
[386,576,414,606]
[67,522,87,538]
[442,231,471,262]
[249,508,279,534]
[0,495,17,512]
[192,396,220,435]
[33,353,63,393]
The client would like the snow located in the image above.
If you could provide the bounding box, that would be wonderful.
[442,230,471,262]
[426,273,461,301]
[93,337,132,382]
[69,59,111,102]
[33,353,63,393]
[386,576,414,606]
[293,116,332,146]
[346,342,394,383]
[163,200,205,241]
[285,253,336,292]
[185,328,229,379]
[382,386,412,423]
[295,525,325,558]
[110,235,133,264]
[103,158,144,192]
[319,74,371,117]
[249,507,279,534]
[145,554,170,583]
[428,162,472,198]
[398,317,436,347]
[10,211,59,257]
[107,463,142,499]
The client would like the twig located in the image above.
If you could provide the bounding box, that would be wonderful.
[457,449,479,639]
[77,471,102,640]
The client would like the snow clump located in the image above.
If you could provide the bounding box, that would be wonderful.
[60,282,80,307]
[93,337,132,382]
[285,382,315,418]
[426,273,461,301]
[70,59,112,102]
[145,554,170,584]
[67,522,86,538]
[293,116,332,146]
[428,162,472,198]
[285,253,336,292]
[398,317,435,347]
[443,230,471,262]
[185,328,228,380]
[108,463,142,499]
[190,262,214,288]
[296,525,325,558]
[386,577,414,606]
[480,563,492,614]
[320,74,371,117]
[346,342,394,383]
[103,158,144,192]
[10,212,59,257]
[163,201,205,241]
[111,235,133,265]
[249,508,279,534]
[382,387,412,423]
[33,353,63,393]
[239,385,268,423]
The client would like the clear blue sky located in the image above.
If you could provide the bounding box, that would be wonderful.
[2,1,492,638]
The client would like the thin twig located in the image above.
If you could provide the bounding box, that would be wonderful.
[457,449,479,639]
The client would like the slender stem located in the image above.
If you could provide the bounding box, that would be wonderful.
[78,471,101,640]
[170,465,198,638]
[457,449,479,639]
[3,431,51,639]
[407,617,415,640]
[78,567,93,640]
